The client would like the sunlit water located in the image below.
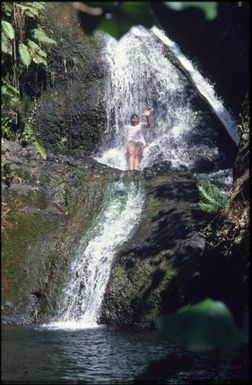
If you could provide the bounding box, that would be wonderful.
[96,26,239,171]
[44,177,144,329]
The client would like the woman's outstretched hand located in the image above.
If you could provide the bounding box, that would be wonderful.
[143,109,151,117]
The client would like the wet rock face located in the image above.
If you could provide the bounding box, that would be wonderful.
[100,171,209,329]
[1,139,118,325]
[27,2,107,154]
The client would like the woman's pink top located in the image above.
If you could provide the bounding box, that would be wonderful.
[124,122,146,145]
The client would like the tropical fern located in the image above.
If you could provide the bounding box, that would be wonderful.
[24,123,47,160]
[27,39,47,65]
[1,32,13,55]
[32,27,56,45]
[1,78,19,138]
[15,2,45,18]
[19,42,31,67]
[197,180,229,214]
[1,20,15,40]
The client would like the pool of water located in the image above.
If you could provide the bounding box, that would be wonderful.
[1,325,249,384]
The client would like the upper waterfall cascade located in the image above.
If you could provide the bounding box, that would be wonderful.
[96,26,240,171]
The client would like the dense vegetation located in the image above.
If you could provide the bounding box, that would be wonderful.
[1,2,56,156]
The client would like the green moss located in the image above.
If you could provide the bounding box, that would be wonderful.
[2,211,58,312]
[141,260,177,325]
[143,197,162,221]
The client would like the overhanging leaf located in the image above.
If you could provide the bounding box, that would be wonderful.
[157,298,242,352]
[78,2,154,39]
[2,20,15,40]
[164,2,218,21]
[19,42,31,67]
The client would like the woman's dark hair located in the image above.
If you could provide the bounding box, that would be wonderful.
[130,114,139,120]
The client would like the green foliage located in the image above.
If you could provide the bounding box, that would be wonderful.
[1,78,19,138]
[197,180,229,214]
[23,123,47,160]
[15,1,46,18]
[1,2,57,142]
[19,42,31,67]
[157,298,242,352]
[164,2,217,21]
[32,28,57,46]
[78,1,217,39]
[80,2,154,39]
[2,20,15,40]
[238,95,249,145]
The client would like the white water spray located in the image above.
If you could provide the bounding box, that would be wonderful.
[151,26,240,146]
[96,26,240,171]
[46,179,144,330]
[46,25,239,330]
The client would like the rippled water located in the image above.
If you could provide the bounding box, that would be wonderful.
[1,326,174,384]
[2,326,248,384]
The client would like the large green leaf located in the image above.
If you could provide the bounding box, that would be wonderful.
[164,2,218,20]
[78,2,154,39]
[157,298,242,352]
[1,20,15,40]
[32,28,56,45]
[18,42,31,67]
[24,123,47,160]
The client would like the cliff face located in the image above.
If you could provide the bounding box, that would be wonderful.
[2,137,248,328]
[100,168,210,329]
[2,139,119,324]
[25,2,107,154]
[100,138,249,329]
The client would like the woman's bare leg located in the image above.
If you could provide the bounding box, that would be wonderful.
[134,143,144,170]
[127,143,135,170]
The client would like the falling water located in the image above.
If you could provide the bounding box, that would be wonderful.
[96,26,240,171]
[152,26,240,146]
[46,25,239,330]
[46,178,144,329]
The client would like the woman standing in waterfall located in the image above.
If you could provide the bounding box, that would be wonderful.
[124,109,151,170]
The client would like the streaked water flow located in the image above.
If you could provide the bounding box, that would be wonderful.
[46,25,239,330]
[152,26,240,146]
[46,178,144,329]
[96,26,239,170]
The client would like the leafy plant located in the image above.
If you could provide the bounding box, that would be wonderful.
[157,298,242,353]
[238,95,249,145]
[23,122,47,160]
[1,2,56,142]
[75,1,217,39]
[1,78,19,138]
[197,180,229,214]
[164,2,218,21]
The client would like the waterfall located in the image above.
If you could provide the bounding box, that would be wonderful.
[152,26,240,146]
[96,26,240,171]
[46,25,238,330]
[46,178,144,329]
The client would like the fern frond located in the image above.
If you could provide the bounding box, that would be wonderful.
[1,35,13,55]
[1,78,19,98]
[27,39,47,57]
[16,2,45,18]
[2,3,12,17]
[32,28,56,45]
[32,53,47,65]
[1,20,15,40]
[197,180,229,214]
[19,42,31,67]
[24,123,47,160]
